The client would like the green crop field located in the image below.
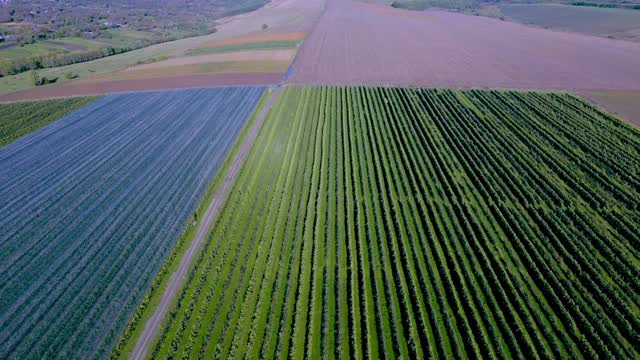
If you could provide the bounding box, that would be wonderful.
[100,29,164,48]
[187,40,302,56]
[0,96,96,147]
[0,42,66,60]
[134,86,640,359]
[0,37,103,61]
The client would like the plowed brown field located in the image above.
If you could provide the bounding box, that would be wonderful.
[290,0,640,90]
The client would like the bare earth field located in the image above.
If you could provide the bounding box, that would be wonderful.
[580,90,640,127]
[213,0,325,35]
[0,73,282,102]
[290,0,640,90]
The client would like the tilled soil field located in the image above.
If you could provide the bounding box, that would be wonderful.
[290,0,640,90]
[0,73,282,102]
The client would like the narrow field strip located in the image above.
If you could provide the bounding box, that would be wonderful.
[187,41,302,56]
[195,32,306,49]
[124,49,297,72]
[136,86,640,359]
[86,60,291,83]
[0,87,264,360]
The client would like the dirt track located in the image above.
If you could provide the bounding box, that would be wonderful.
[0,73,282,102]
[129,87,281,360]
[290,0,640,90]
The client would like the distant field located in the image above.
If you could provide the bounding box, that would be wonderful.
[187,40,302,56]
[49,37,104,50]
[139,86,640,359]
[0,30,185,61]
[0,30,164,66]
[195,32,306,49]
[581,90,640,126]
[0,96,96,147]
[0,0,324,97]
[0,31,147,61]
[501,4,640,40]
[125,49,297,72]
[98,29,171,48]
[0,73,281,101]
[0,0,279,78]
[357,0,395,5]
[0,41,67,60]
[0,87,264,359]
[83,60,290,82]
[290,0,640,89]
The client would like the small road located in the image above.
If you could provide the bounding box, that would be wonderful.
[130,86,282,360]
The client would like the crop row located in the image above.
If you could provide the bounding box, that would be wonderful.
[0,87,264,359]
[143,86,639,359]
[0,96,96,147]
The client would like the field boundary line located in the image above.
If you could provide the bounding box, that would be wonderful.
[129,86,282,360]
[576,91,640,128]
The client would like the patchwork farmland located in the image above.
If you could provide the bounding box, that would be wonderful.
[130,86,640,359]
[2,0,640,357]
[0,87,264,359]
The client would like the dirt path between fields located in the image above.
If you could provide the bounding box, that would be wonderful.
[130,86,281,360]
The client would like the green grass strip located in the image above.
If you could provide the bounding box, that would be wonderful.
[187,40,302,56]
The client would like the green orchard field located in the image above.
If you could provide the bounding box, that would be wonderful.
[0,96,96,147]
[141,86,640,359]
